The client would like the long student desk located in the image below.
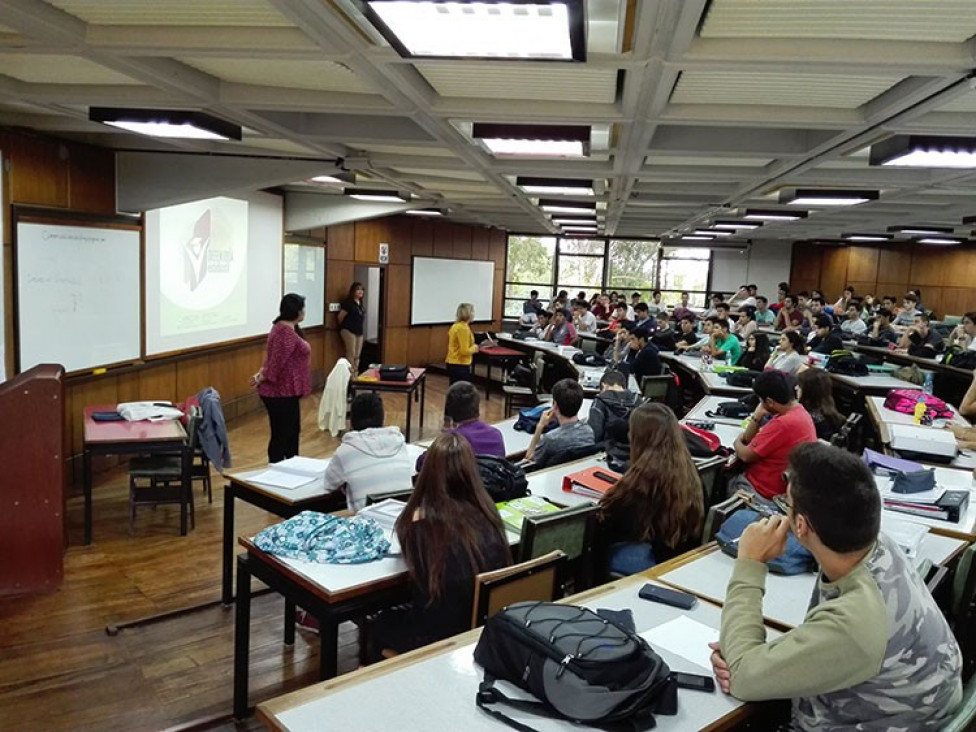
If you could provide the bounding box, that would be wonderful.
[864,394,975,471]
[682,395,747,448]
[875,465,976,542]
[82,405,189,544]
[256,576,772,731]
[855,344,974,381]
[660,353,753,397]
[349,367,426,442]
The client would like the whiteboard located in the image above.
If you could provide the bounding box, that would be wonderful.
[284,244,326,327]
[411,257,495,326]
[17,222,141,373]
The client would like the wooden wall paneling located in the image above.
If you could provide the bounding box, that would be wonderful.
[941,288,974,317]
[878,247,912,284]
[7,134,68,207]
[922,287,945,319]
[385,264,410,328]
[846,247,879,283]
[428,326,449,364]
[325,330,345,372]
[354,219,385,264]
[875,283,908,302]
[386,217,412,266]
[819,248,849,301]
[384,327,408,365]
[452,223,472,259]
[909,247,946,287]
[138,362,177,403]
[406,329,430,367]
[471,227,491,260]
[326,223,355,261]
[175,355,210,403]
[205,350,239,403]
[943,248,976,288]
[69,375,121,471]
[66,144,115,214]
[489,228,507,266]
[493,266,505,323]
[431,222,454,259]
[846,282,877,299]
[789,243,822,286]
[306,331,325,375]
[3,244,12,380]
[410,218,433,257]
[326,260,355,317]
[115,371,141,405]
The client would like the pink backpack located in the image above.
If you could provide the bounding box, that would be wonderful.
[883,389,954,420]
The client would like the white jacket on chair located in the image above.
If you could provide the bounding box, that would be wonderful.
[318,358,351,436]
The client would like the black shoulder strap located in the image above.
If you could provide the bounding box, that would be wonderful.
[476,677,543,732]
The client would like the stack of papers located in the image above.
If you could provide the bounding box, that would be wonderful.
[880,516,928,558]
[496,495,561,533]
[358,499,407,555]
[251,456,330,490]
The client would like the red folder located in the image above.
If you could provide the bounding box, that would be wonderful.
[561,466,622,499]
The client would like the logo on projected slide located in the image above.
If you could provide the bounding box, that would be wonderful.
[160,197,247,310]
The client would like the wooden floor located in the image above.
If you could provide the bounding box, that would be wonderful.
[0,373,505,730]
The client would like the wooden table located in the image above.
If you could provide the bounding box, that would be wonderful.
[256,575,769,731]
[82,405,187,544]
[350,367,426,441]
[473,343,528,400]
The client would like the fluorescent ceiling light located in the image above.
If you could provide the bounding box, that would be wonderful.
[539,198,595,215]
[551,217,597,225]
[694,229,732,237]
[681,235,714,241]
[406,208,443,216]
[887,225,954,235]
[743,209,808,221]
[780,188,879,207]
[843,233,892,242]
[712,220,762,230]
[917,237,962,245]
[472,123,589,157]
[89,107,241,141]
[346,188,408,202]
[309,175,345,184]
[870,135,976,168]
[517,176,593,196]
[364,0,584,61]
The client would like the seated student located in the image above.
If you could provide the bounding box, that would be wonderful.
[948,310,976,351]
[958,371,976,419]
[440,380,505,457]
[880,294,898,313]
[729,283,758,309]
[645,289,664,316]
[729,370,817,499]
[704,318,742,364]
[591,294,611,320]
[803,296,834,331]
[526,310,551,339]
[808,314,845,355]
[369,433,510,660]
[630,291,642,309]
[672,291,696,322]
[898,313,944,357]
[324,392,415,511]
[869,307,898,344]
[522,290,542,315]
[619,326,664,383]
[572,299,598,334]
[738,332,771,372]
[715,302,732,323]
[832,284,855,313]
[839,301,867,336]
[545,307,578,346]
[632,302,654,330]
[893,292,921,327]
[771,282,790,312]
[765,331,807,376]
[525,378,595,468]
[587,370,641,470]
[860,293,877,321]
[674,315,702,351]
[732,307,757,342]
[797,368,845,442]
[650,312,676,351]
[596,403,704,576]
[774,295,805,331]
[753,295,775,325]
[710,443,962,730]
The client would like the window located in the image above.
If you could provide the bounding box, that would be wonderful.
[659,247,710,306]
[555,237,605,298]
[505,235,555,317]
[607,239,660,301]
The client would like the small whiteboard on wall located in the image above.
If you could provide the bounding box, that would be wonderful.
[283,244,326,327]
[410,256,495,326]
[16,221,141,373]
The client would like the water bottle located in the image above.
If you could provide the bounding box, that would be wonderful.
[923,372,934,395]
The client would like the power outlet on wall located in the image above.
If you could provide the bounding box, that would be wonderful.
[328,302,341,312]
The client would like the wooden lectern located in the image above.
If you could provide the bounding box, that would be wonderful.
[0,364,65,596]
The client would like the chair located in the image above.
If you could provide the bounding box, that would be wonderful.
[829,413,863,452]
[701,495,745,544]
[129,402,213,503]
[518,504,599,594]
[523,441,602,473]
[471,550,566,629]
[695,455,728,511]
[128,409,199,533]
[579,336,598,354]
[503,352,545,417]
[365,488,414,505]
[640,374,673,404]
[943,672,976,732]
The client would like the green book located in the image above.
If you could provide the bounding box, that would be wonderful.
[496,495,561,533]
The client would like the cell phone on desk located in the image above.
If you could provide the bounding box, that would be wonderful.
[592,471,619,484]
[638,583,697,610]
[671,672,715,693]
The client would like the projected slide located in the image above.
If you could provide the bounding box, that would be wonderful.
[158,197,248,337]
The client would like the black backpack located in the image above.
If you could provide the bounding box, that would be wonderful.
[475,455,529,502]
[945,348,976,371]
[826,355,868,377]
[706,400,752,419]
[571,352,608,367]
[474,602,678,729]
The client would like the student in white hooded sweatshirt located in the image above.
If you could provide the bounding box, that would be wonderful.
[324,392,414,511]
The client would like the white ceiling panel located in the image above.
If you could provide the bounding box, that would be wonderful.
[644,155,770,167]
[701,0,976,43]
[671,71,901,108]
[0,53,144,84]
[47,0,295,27]
[358,144,459,158]
[935,94,976,113]
[416,63,617,103]
[395,168,486,181]
[179,58,374,94]
[237,137,322,156]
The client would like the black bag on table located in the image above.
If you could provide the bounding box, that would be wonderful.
[945,348,976,371]
[706,400,753,419]
[826,355,868,377]
[724,369,760,388]
[379,364,410,381]
[474,602,678,730]
[571,352,607,367]
[476,455,529,502]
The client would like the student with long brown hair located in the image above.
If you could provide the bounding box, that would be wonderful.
[797,368,845,442]
[597,402,704,576]
[368,432,510,660]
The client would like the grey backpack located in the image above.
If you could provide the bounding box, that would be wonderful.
[473,602,678,729]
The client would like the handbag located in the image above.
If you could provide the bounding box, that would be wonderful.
[379,364,409,381]
[891,468,936,494]
[474,602,678,729]
[715,509,816,575]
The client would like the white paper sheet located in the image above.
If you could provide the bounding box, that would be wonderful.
[640,615,719,673]
[249,468,317,489]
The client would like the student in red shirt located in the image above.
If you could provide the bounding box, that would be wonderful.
[729,370,817,499]
[251,293,311,462]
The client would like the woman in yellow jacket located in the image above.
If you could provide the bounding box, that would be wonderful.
[446,303,491,384]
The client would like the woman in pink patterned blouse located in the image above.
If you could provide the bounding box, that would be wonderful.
[251,293,311,462]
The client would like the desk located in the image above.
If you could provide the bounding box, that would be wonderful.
[257,576,764,731]
[526,453,608,508]
[864,395,975,470]
[350,368,426,442]
[876,465,976,541]
[82,405,188,544]
[855,344,973,380]
[473,344,527,400]
[661,353,752,397]
[682,396,746,448]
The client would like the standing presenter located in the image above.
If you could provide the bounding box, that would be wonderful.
[338,282,366,375]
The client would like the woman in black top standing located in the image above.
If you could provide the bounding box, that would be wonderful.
[337,282,365,374]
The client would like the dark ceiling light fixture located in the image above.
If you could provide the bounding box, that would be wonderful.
[870,134,976,168]
[550,215,598,225]
[89,107,242,140]
[779,188,879,207]
[842,233,893,242]
[363,0,586,61]
[538,198,596,214]
[711,219,763,230]
[742,208,808,221]
[517,176,593,195]
[962,215,976,226]
[345,188,409,202]
[887,224,954,236]
[472,123,590,157]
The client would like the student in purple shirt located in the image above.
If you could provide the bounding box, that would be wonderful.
[416,381,505,470]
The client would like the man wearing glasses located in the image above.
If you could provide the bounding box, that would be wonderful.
[710,443,962,730]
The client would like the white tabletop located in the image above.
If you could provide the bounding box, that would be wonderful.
[829,371,932,392]
[661,353,752,395]
[876,464,976,539]
[682,396,746,448]
[269,579,763,732]
[866,395,975,470]
[527,455,607,508]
